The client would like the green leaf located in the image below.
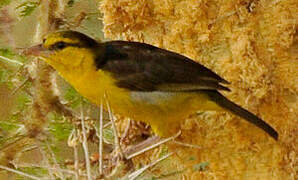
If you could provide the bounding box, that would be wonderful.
[17,167,48,178]
[188,156,196,161]
[103,127,114,144]
[0,68,9,83]
[48,113,73,141]
[49,122,72,141]
[16,1,39,18]
[0,48,28,64]
[64,87,78,100]
[16,93,32,110]
[0,122,20,132]
[0,48,15,58]
[159,146,168,158]
[193,162,209,171]
[64,87,82,108]
[149,177,158,180]
[0,0,11,8]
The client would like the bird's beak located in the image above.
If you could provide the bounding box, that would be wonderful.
[22,44,52,57]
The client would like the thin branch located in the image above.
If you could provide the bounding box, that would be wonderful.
[17,164,81,176]
[20,145,38,153]
[80,101,92,180]
[46,142,65,180]
[104,94,123,158]
[0,165,41,180]
[103,122,111,128]
[126,131,181,159]
[56,0,66,16]
[120,118,131,141]
[68,128,79,179]
[11,77,29,95]
[39,144,55,180]
[171,140,201,149]
[73,129,79,180]
[73,144,79,180]
[0,55,23,65]
[128,153,173,180]
[99,99,103,175]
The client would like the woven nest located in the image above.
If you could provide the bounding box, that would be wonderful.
[100,0,297,179]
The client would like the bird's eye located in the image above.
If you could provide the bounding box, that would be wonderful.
[49,41,67,50]
[53,42,66,50]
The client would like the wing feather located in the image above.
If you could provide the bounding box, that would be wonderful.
[97,41,230,92]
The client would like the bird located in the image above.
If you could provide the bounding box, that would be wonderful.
[26,30,278,140]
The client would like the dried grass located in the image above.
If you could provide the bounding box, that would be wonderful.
[100,0,298,179]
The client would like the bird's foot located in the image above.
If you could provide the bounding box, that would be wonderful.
[124,131,181,159]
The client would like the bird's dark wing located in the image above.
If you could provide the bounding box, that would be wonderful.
[96,41,230,92]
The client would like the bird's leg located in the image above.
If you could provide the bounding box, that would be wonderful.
[123,136,160,158]
[125,131,181,159]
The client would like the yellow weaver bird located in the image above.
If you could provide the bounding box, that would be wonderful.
[27,31,278,140]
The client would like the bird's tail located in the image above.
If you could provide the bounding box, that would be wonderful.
[206,91,278,140]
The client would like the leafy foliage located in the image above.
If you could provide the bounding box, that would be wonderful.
[0,122,20,132]
[16,92,32,110]
[48,113,73,141]
[0,48,15,58]
[159,146,168,158]
[188,156,196,161]
[103,127,114,144]
[193,161,209,171]
[0,0,11,8]
[17,167,48,179]
[16,1,39,18]
[0,48,28,64]
[0,68,9,83]
[64,87,83,108]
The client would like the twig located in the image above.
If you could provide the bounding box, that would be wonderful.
[128,153,173,180]
[103,122,111,128]
[73,129,79,180]
[11,77,29,95]
[0,55,23,65]
[57,0,66,16]
[68,128,80,180]
[73,144,79,180]
[171,140,201,149]
[0,165,41,180]
[20,145,38,153]
[99,99,103,175]
[39,144,55,180]
[46,142,65,180]
[120,118,131,141]
[104,94,123,158]
[80,101,92,180]
[211,11,236,25]
[123,136,160,158]
[126,131,181,159]
[17,164,82,176]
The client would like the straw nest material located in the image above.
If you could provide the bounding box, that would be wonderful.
[100,0,297,179]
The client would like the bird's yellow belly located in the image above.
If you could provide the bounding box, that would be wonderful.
[120,91,221,136]
[61,69,221,137]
